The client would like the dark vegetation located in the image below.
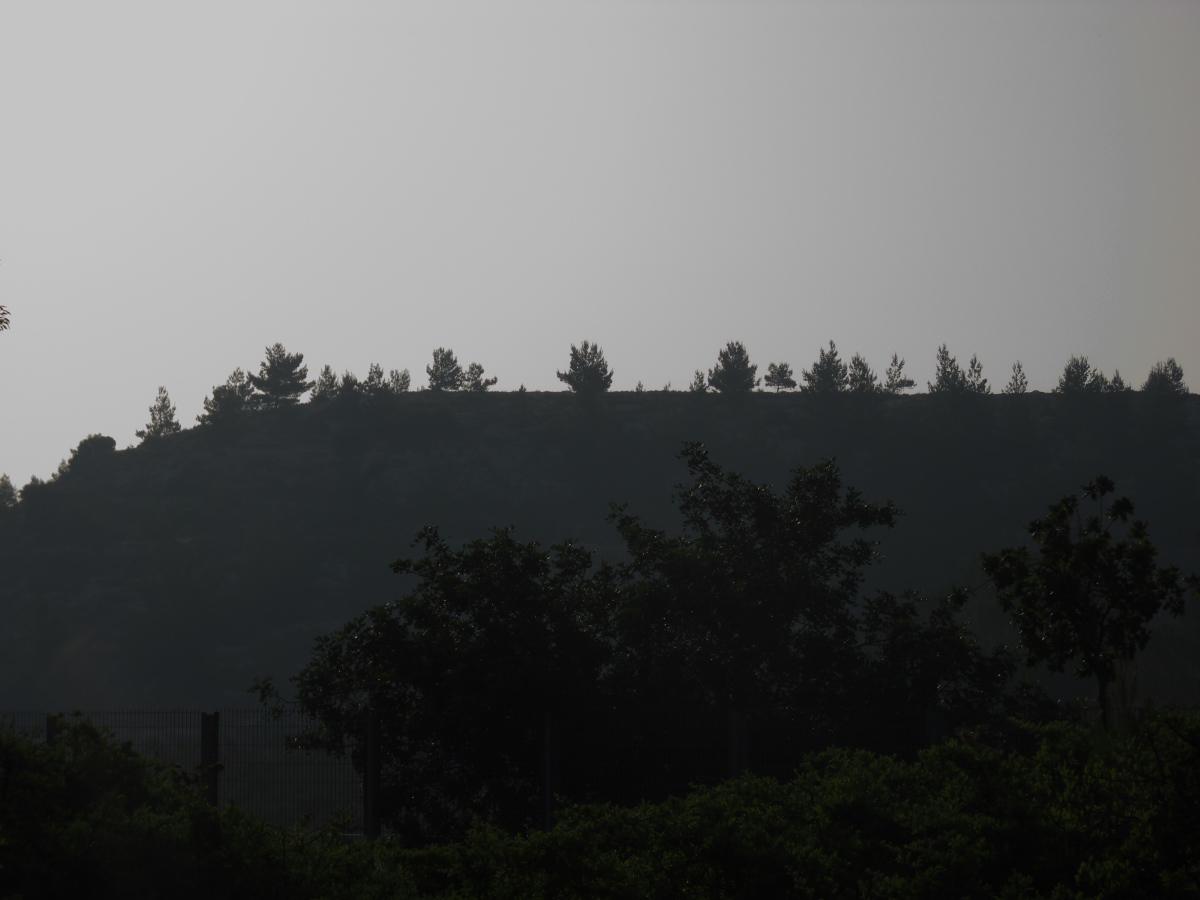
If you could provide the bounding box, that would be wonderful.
[4,711,1200,898]
[1,337,1199,896]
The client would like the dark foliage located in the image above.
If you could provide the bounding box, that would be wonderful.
[982,475,1200,728]
[248,343,313,409]
[707,341,759,393]
[556,341,613,396]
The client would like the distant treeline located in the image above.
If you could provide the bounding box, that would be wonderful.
[0,340,1189,507]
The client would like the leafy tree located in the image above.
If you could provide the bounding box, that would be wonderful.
[708,341,760,393]
[388,368,411,393]
[309,364,338,402]
[556,341,613,396]
[688,370,708,393]
[462,362,498,392]
[965,354,991,394]
[764,362,797,392]
[1055,355,1108,394]
[846,353,878,394]
[1002,361,1028,395]
[265,527,615,845]
[1141,358,1188,395]
[135,386,181,442]
[981,476,1199,729]
[882,354,915,395]
[268,445,1017,844]
[247,343,313,409]
[801,341,847,393]
[0,304,9,332]
[197,368,255,424]
[427,347,464,391]
[927,344,967,394]
[0,473,16,508]
[605,444,1011,715]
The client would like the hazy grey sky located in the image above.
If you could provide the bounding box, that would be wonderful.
[2,1,1198,485]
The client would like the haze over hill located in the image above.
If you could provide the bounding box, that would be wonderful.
[2,390,1197,710]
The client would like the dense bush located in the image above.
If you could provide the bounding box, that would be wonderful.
[5,713,1199,898]
[0,715,302,899]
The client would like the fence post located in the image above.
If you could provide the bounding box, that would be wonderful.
[729,710,749,779]
[924,708,948,747]
[364,710,381,840]
[543,711,559,831]
[45,713,61,747]
[200,711,220,807]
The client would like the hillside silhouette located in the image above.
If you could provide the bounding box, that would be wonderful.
[2,390,1197,709]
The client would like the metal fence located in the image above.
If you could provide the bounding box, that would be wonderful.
[1,708,368,834]
[10,704,1163,836]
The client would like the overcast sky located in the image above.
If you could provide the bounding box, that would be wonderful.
[2,1,1198,485]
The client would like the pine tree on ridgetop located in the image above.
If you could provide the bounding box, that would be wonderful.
[1055,356,1107,394]
[388,368,411,393]
[0,474,16,508]
[197,368,255,424]
[801,341,848,393]
[462,362,498,392]
[309,365,339,402]
[1142,358,1188,395]
[882,354,916,394]
[427,348,464,391]
[927,345,968,394]
[1002,362,1029,395]
[846,354,879,394]
[764,362,797,392]
[248,343,313,409]
[966,355,991,394]
[557,341,614,395]
[135,386,182,442]
[708,341,760,393]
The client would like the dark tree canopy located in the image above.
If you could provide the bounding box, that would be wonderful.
[135,386,181,442]
[981,476,1199,729]
[197,369,255,425]
[462,362,498,392]
[1055,355,1109,394]
[927,345,967,394]
[707,341,759,393]
[0,474,16,508]
[247,344,313,409]
[882,354,915,395]
[1141,358,1188,396]
[65,434,116,474]
[801,342,847,393]
[0,304,9,332]
[426,347,464,391]
[556,341,613,395]
[270,445,1017,844]
[1002,362,1029,395]
[309,364,339,403]
[846,353,878,394]
[764,362,796,392]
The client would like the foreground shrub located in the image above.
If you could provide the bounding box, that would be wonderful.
[3,714,1198,898]
[0,715,302,899]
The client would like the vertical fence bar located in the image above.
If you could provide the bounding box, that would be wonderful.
[200,711,220,807]
[364,710,381,840]
[924,708,947,747]
[728,710,749,779]
[44,713,59,747]
[543,711,559,831]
